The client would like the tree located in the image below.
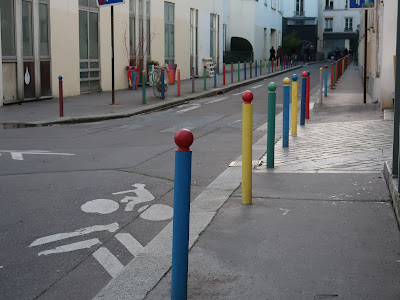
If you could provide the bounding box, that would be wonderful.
[282,31,301,55]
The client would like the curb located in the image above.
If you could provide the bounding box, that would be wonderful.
[383,161,400,225]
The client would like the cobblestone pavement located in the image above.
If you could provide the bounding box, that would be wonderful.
[255,120,393,173]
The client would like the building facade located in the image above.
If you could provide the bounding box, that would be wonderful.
[322,0,360,58]
[282,0,320,60]
[358,0,395,110]
[223,0,283,63]
[0,0,224,105]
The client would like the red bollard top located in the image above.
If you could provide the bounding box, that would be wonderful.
[302,71,308,78]
[175,129,194,152]
[142,70,146,74]
[242,90,254,104]
[161,68,164,72]
[325,65,328,69]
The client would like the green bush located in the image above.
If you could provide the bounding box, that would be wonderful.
[282,31,301,55]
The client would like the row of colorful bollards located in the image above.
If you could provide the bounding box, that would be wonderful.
[169,59,349,298]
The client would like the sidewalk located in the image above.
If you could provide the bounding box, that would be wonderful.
[0,62,305,126]
[139,65,400,299]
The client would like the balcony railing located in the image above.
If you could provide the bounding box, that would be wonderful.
[294,10,305,17]
[324,28,333,32]
[344,27,353,32]
[325,5,333,10]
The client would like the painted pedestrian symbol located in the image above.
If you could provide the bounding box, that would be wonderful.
[29,183,173,278]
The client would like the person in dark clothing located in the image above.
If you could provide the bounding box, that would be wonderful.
[343,48,349,56]
[335,48,341,60]
[270,46,276,60]
[277,46,283,61]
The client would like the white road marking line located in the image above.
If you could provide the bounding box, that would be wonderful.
[115,233,144,256]
[252,84,263,89]
[0,266,3,269]
[205,97,228,104]
[176,105,200,113]
[0,150,75,161]
[228,120,241,126]
[93,247,124,278]
[38,238,101,256]
[279,208,290,216]
[232,92,242,96]
[30,223,119,247]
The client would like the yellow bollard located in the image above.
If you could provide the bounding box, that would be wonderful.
[242,90,253,205]
[291,74,298,135]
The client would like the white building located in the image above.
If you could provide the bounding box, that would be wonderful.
[359,0,395,110]
[0,0,224,105]
[322,0,360,58]
[223,0,283,63]
[281,0,321,60]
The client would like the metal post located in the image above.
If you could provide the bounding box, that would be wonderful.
[204,66,207,90]
[291,74,298,136]
[161,68,165,100]
[324,65,328,97]
[223,64,226,85]
[238,62,240,81]
[231,62,233,83]
[255,60,257,77]
[177,68,181,97]
[171,129,193,300]
[192,67,195,93]
[142,70,146,104]
[306,71,310,119]
[282,77,290,148]
[319,67,323,104]
[393,1,400,178]
[111,6,115,105]
[214,65,217,88]
[267,82,277,168]
[300,72,307,126]
[242,90,253,205]
[244,61,247,80]
[58,76,63,117]
[250,61,252,78]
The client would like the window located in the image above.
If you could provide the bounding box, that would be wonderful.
[325,0,333,9]
[0,0,15,57]
[164,2,174,64]
[296,0,304,16]
[325,18,333,31]
[39,3,49,57]
[129,0,136,60]
[345,17,353,31]
[22,0,33,57]
[79,1,100,93]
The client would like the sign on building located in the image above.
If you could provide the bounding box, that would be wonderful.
[349,0,375,9]
[97,0,125,7]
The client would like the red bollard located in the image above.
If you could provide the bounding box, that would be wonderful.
[58,76,64,117]
[223,64,226,85]
[272,59,274,72]
[177,68,181,97]
[306,71,310,119]
[331,64,334,89]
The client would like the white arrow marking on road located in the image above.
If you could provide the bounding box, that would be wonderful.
[93,247,124,278]
[38,238,101,256]
[233,92,242,96]
[30,223,119,247]
[0,150,75,161]
[279,208,290,216]
[251,84,263,89]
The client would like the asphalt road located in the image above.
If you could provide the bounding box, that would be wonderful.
[0,63,326,299]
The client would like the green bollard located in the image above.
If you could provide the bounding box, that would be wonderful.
[267,82,277,169]
[142,70,146,104]
[204,66,207,90]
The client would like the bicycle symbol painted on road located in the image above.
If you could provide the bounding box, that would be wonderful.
[29,184,173,277]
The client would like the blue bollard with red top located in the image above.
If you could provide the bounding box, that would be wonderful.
[300,71,307,126]
[171,129,194,300]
